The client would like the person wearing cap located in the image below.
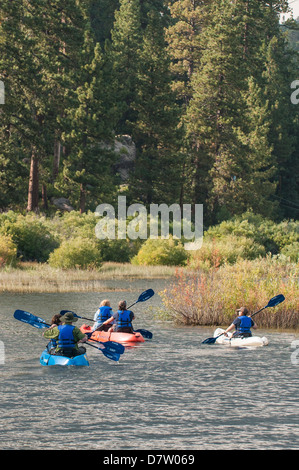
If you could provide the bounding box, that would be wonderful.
[223,307,257,338]
[42,312,88,357]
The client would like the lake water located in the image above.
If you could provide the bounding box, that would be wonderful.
[0,279,298,450]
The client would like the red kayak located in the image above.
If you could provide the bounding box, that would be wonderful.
[80,324,145,344]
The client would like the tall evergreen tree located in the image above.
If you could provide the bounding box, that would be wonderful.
[0,0,90,212]
[130,9,181,205]
[184,0,289,221]
[110,0,143,136]
[59,24,118,213]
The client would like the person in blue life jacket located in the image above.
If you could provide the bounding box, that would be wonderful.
[42,312,88,357]
[92,299,114,332]
[223,306,257,338]
[101,300,135,334]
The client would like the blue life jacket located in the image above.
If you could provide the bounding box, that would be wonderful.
[237,316,252,334]
[115,310,133,330]
[57,324,76,350]
[95,306,112,323]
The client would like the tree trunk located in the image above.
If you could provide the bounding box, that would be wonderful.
[42,183,48,210]
[79,183,86,214]
[27,152,39,212]
[53,139,61,180]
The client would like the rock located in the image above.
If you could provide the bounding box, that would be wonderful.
[52,197,74,212]
[114,135,136,181]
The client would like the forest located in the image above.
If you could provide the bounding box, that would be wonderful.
[1,0,299,227]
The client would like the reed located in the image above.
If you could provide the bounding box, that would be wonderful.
[0,261,176,293]
[160,257,299,330]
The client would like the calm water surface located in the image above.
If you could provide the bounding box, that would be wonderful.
[0,280,298,450]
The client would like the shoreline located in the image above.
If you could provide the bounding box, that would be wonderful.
[0,261,177,293]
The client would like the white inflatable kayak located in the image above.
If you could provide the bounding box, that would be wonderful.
[213,328,269,347]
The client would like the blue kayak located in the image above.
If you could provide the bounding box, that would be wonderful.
[40,349,89,366]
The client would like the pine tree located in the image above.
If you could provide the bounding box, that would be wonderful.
[184,0,289,221]
[129,8,181,205]
[60,25,117,213]
[0,0,90,212]
[110,0,143,135]
[260,34,299,218]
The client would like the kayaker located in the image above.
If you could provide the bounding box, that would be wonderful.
[92,299,114,332]
[101,300,135,333]
[50,314,62,327]
[42,312,88,357]
[223,306,257,338]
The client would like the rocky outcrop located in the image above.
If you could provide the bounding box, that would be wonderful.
[114,135,136,181]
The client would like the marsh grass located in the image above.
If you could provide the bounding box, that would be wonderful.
[160,257,299,329]
[0,261,176,293]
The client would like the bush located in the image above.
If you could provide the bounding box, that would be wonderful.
[0,212,59,262]
[0,235,17,267]
[189,236,266,268]
[280,242,299,263]
[160,257,299,329]
[48,237,102,269]
[132,237,188,266]
[50,212,137,262]
[205,212,299,256]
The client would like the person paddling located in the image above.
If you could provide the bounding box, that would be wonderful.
[223,307,257,338]
[42,312,88,357]
[102,300,135,334]
[92,299,114,332]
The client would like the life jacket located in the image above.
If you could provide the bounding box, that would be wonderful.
[57,324,76,350]
[95,306,112,323]
[115,310,133,330]
[237,316,252,334]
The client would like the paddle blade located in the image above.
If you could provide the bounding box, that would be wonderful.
[201,337,217,345]
[102,349,120,362]
[60,309,93,322]
[105,341,125,354]
[86,342,120,362]
[267,294,285,308]
[14,310,49,329]
[135,329,153,339]
[86,334,125,354]
[60,310,80,318]
[137,289,155,303]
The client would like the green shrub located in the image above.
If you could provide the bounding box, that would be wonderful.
[0,213,59,262]
[48,237,102,269]
[132,237,188,266]
[0,234,17,267]
[50,212,136,262]
[280,242,299,263]
[189,236,266,268]
[204,212,299,256]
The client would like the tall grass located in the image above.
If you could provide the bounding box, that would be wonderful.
[160,257,299,329]
[0,261,176,293]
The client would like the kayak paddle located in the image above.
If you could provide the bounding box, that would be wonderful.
[14,309,124,360]
[134,328,153,339]
[85,342,120,362]
[201,294,286,345]
[128,289,155,339]
[127,288,155,309]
